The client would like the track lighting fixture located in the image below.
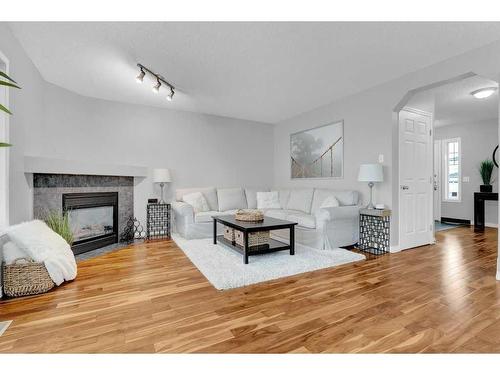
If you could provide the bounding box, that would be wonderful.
[136,68,145,83]
[135,63,176,101]
[152,78,161,93]
[166,87,175,101]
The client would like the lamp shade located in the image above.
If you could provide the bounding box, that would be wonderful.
[153,168,172,183]
[358,164,383,182]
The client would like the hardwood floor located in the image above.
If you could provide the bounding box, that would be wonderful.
[1,227,499,353]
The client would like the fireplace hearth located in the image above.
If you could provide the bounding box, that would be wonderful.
[63,192,119,254]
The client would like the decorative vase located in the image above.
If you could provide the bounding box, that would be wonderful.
[480,184,493,193]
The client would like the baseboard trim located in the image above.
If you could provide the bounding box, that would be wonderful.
[485,222,499,228]
[441,217,471,225]
[389,245,401,253]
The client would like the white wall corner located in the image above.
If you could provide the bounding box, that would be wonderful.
[390,245,401,253]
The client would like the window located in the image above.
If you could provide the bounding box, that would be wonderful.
[443,138,461,202]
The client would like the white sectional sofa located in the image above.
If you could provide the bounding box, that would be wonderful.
[172,187,361,249]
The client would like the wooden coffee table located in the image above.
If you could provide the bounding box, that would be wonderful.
[213,215,297,264]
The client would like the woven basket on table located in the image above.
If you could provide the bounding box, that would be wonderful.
[223,226,235,242]
[2,258,55,297]
[235,209,264,222]
[235,230,270,248]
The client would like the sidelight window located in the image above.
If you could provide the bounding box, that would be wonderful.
[443,138,461,202]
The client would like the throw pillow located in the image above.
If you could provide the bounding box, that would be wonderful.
[320,195,340,209]
[256,191,280,209]
[182,192,210,213]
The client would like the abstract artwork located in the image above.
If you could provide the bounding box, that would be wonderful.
[290,120,344,179]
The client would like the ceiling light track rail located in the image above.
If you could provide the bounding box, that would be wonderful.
[136,63,175,101]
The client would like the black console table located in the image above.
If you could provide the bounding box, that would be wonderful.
[474,192,498,231]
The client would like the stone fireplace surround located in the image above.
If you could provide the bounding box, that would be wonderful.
[33,174,134,251]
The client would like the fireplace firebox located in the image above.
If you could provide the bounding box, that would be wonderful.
[62,192,119,254]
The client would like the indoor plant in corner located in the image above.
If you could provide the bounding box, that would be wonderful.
[0,70,21,147]
[44,211,75,246]
[479,159,495,193]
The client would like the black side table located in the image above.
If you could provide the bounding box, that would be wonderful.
[474,192,498,231]
[359,208,391,255]
[147,203,171,240]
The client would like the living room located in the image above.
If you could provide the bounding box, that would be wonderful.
[1,1,500,370]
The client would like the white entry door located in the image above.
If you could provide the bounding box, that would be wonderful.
[399,108,433,250]
[433,140,441,221]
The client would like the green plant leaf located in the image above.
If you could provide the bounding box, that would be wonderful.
[479,159,495,185]
[0,142,12,147]
[0,71,17,84]
[44,210,74,245]
[0,80,21,89]
[0,103,12,115]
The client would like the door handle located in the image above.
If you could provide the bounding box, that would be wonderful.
[401,185,409,190]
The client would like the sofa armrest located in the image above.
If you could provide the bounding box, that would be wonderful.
[315,205,360,227]
[172,201,195,224]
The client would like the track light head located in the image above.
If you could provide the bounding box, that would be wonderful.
[136,68,145,83]
[152,79,161,93]
[166,87,175,101]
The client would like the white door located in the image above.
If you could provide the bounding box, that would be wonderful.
[399,108,433,250]
[433,140,441,221]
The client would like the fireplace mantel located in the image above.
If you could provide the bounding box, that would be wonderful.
[24,156,148,177]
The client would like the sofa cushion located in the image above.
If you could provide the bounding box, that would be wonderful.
[278,189,290,209]
[245,188,269,209]
[311,189,359,213]
[284,210,316,229]
[220,209,239,216]
[194,211,219,223]
[257,191,280,209]
[335,190,359,206]
[320,195,339,208]
[264,209,287,220]
[182,192,210,213]
[286,188,314,213]
[176,187,218,211]
[217,188,247,211]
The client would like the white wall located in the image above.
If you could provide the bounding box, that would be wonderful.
[0,55,7,228]
[435,119,499,225]
[0,24,45,225]
[29,83,274,224]
[274,39,500,247]
[1,23,274,226]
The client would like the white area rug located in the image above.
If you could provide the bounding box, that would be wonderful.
[172,234,365,290]
[0,321,12,337]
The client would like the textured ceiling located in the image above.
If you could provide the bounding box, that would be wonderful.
[8,22,500,123]
[406,75,498,127]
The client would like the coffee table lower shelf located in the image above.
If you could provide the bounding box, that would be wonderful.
[216,235,292,256]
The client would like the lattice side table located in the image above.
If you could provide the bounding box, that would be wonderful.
[359,208,391,255]
[147,203,171,240]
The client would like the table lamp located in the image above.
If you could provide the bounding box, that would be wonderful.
[358,164,383,209]
[153,168,172,203]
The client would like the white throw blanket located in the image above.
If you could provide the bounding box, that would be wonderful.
[3,220,77,286]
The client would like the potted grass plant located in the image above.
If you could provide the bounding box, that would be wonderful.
[44,211,74,246]
[479,159,495,193]
[0,70,21,147]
